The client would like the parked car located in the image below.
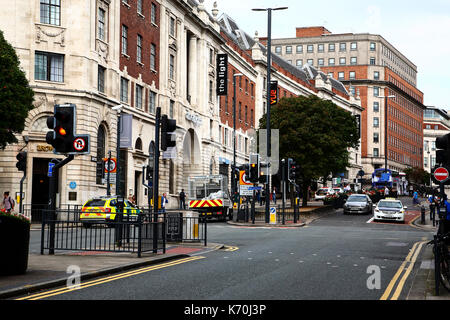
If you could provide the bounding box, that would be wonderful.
[373,198,406,223]
[343,194,373,215]
[314,187,334,201]
[80,196,140,227]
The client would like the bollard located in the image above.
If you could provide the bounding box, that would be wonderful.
[421,205,425,225]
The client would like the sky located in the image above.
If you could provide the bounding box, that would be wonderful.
[203,0,450,110]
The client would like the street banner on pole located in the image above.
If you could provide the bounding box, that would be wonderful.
[216,54,228,96]
[120,114,133,148]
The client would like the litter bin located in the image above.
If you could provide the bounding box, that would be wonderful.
[166,212,183,242]
[184,211,199,240]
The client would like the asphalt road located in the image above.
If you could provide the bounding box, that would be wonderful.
[23,196,433,300]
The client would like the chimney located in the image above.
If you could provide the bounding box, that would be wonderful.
[296,26,331,38]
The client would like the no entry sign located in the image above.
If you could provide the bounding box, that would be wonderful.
[433,167,450,182]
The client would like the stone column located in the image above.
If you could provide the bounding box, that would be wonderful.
[188,34,197,106]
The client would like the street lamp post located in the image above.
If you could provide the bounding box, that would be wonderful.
[252,6,288,223]
[112,104,124,197]
[232,73,243,203]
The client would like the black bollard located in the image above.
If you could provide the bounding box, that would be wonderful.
[421,205,425,225]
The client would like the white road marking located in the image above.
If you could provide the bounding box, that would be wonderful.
[366,217,374,223]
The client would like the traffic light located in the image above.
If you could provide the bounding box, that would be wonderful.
[16,151,27,172]
[146,165,153,181]
[288,159,297,181]
[249,154,260,183]
[46,104,90,154]
[436,133,450,166]
[160,115,177,151]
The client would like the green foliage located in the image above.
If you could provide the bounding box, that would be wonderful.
[0,30,34,149]
[404,167,431,185]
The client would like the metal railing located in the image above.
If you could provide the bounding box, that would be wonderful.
[237,203,300,224]
[40,209,207,257]
[24,204,82,223]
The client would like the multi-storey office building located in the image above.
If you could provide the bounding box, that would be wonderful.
[271,27,425,179]
[423,107,450,175]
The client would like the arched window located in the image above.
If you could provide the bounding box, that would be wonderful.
[96,125,106,184]
[135,137,142,151]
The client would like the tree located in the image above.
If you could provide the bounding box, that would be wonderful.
[0,30,34,149]
[404,167,431,186]
[259,95,359,206]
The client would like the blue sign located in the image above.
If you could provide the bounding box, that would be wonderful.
[69,181,77,190]
[270,207,276,214]
[48,162,55,177]
[248,186,262,191]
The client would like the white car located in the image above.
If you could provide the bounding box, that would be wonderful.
[373,198,406,223]
[314,187,334,201]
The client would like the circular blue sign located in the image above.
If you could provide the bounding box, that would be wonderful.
[69,181,77,190]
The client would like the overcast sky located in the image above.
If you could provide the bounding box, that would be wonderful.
[204,0,450,110]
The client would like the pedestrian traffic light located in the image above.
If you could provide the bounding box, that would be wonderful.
[249,154,260,183]
[160,115,177,151]
[16,151,27,172]
[436,133,450,166]
[46,104,90,154]
[289,159,297,181]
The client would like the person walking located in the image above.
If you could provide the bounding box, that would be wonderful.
[2,192,14,213]
[428,193,437,226]
[272,187,277,205]
[413,190,419,206]
[179,189,186,210]
[384,186,389,198]
[161,193,168,213]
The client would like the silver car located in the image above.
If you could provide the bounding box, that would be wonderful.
[343,194,373,215]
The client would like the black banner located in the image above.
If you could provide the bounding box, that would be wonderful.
[216,53,228,96]
[269,81,278,105]
[355,114,361,139]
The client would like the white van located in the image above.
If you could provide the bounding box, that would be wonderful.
[314,187,334,201]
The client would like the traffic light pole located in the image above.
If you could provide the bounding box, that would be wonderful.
[107,150,111,196]
[19,174,26,214]
[153,107,161,253]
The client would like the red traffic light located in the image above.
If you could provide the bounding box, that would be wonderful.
[58,127,67,136]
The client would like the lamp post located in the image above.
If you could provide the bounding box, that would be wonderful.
[378,94,395,173]
[112,104,124,197]
[232,73,243,202]
[252,6,288,223]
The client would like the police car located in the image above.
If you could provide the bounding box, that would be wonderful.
[80,196,140,227]
[373,198,406,223]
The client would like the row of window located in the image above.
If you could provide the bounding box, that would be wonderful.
[120,77,158,114]
[123,0,158,25]
[275,41,376,55]
[389,106,421,131]
[372,147,420,168]
[389,135,420,156]
[220,126,249,153]
[121,25,157,70]
[292,57,376,68]
[388,120,422,144]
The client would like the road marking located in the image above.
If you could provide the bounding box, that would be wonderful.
[16,256,205,300]
[223,246,239,252]
[366,217,374,223]
[380,241,426,300]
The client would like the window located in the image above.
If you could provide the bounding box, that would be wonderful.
[151,3,157,24]
[370,42,376,51]
[339,43,346,51]
[35,51,64,82]
[169,16,176,37]
[238,102,242,120]
[349,86,355,96]
[328,58,335,66]
[370,57,376,65]
[98,65,105,93]
[425,124,431,129]
[307,59,313,66]
[339,57,346,65]
[338,72,344,80]
[373,87,379,97]
[373,148,379,157]
[350,42,357,50]
[40,0,61,26]
[374,71,380,80]
[318,44,324,52]
[120,77,128,103]
[209,80,213,102]
[349,71,355,79]
[96,126,106,184]
[137,0,142,15]
[169,54,175,79]
[424,156,428,167]
[318,58,324,66]
[328,43,335,52]
[98,8,106,41]
[327,72,334,78]
[121,25,128,55]
[374,117,379,127]
[170,100,174,118]
[307,44,314,53]
[251,83,254,96]
[245,79,248,93]
[275,46,281,54]
[149,91,156,114]
[286,46,292,54]
[245,105,248,123]
[296,59,303,67]
[350,57,357,65]
[374,132,379,143]
[150,43,156,70]
[137,34,142,63]
[296,45,303,53]
[373,101,379,112]
[135,84,143,109]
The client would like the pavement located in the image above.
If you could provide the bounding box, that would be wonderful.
[408,200,450,300]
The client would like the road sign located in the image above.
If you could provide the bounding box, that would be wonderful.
[73,137,87,152]
[239,170,252,185]
[270,207,277,224]
[48,162,55,177]
[104,158,117,173]
[248,186,262,191]
[102,173,116,184]
[240,185,253,196]
[433,166,450,182]
[69,181,77,190]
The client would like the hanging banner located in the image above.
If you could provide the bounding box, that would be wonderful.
[216,53,228,96]
[120,113,133,148]
[269,81,278,105]
[354,114,361,139]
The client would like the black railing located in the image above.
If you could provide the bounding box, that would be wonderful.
[237,204,300,224]
[40,209,207,257]
[24,204,82,223]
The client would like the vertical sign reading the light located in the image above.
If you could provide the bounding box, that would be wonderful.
[355,114,361,139]
[216,53,228,96]
[269,81,278,105]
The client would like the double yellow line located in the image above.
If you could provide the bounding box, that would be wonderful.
[223,246,239,252]
[380,240,426,300]
[16,256,205,300]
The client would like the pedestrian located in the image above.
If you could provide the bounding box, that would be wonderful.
[413,190,419,206]
[272,187,277,205]
[384,186,389,198]
[256,190,261,206]
[260,189,265,206]
[440,194,450,239]
[161,193,168,212]
[179,189,186,210]
[2,192,14,213]
[428,193,436,225]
